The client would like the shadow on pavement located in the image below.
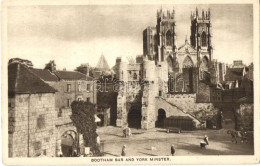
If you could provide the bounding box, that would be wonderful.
[104,133,123,138]
[132,132,145,135]
[103,152,120,157]
[138,152,158,156]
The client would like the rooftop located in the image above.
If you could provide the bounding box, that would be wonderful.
[30,68,93,81]
[8,63,57,95]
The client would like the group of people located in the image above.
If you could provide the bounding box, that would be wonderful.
[228,129,248,144]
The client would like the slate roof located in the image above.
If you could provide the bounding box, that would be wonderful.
[31,68,93,81]
[54,70,93,81]
[30,68,59,81]
[8,63,57,95]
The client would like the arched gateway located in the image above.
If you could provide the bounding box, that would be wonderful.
[155,109,166,128]
[127,109,142,129]
[60,130,77,157]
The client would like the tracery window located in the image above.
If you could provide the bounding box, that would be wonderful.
[166,30,172,46]
[201,31,207,47]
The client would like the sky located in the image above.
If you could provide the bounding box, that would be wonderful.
[7,4,253,71]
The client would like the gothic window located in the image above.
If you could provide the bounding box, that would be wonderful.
[201,31,207,47]
[200,56,209,80]
[166,30,172,46]
[201,56,209,71]
[183,56,194,68]
[133,72,137,80]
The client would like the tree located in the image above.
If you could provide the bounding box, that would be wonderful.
[75,64,95,77]
[70,101,101,156]
[44,60,56,72]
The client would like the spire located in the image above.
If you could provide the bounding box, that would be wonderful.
[172,6,175,19]
[208,8,211,19]
[96,53,110,70]
[202,9,205,19]
[196,7,198,17]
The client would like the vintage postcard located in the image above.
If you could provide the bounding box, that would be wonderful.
[1,0,259,165]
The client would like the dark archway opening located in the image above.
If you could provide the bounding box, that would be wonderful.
[155,109,166,128]
[61,134,74,157]
[127,109,142,129]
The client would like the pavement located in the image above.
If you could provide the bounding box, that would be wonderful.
[97,126,254,156]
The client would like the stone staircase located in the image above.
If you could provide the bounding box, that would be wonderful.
[156,97,203,127]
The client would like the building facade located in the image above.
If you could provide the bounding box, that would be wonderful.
[115,8,253,130]
[8,63,57,157]
[8,61,97,157]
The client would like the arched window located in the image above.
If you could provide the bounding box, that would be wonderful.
[200,56,209,72]
[166,30,172,46]
[183,56,194,68]
[201,31,207,47]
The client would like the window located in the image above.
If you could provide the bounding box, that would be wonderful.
[86,84,90,91]
[78,84,81,92]
[86,97,90,102]
[67,84,71,92]
[166,30,172,46]
[133,72,137,80]
[159,91,162,97]
[67,99,71,107]
[33,141,42,151]
[37,115,45,129]
[201,31,207,47]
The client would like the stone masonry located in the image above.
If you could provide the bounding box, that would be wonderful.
[8,93,56,157]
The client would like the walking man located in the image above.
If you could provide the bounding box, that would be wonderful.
[121,145,126,156]
[171,144,175,156]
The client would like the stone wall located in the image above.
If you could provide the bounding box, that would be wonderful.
[8,93,56,157]
[165,93,212,114]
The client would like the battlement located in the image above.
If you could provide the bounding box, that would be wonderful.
[191,8,211,21]
[157,8,175,20]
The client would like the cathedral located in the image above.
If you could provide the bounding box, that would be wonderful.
[115,8,227,129]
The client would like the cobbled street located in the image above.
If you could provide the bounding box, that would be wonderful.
[97,126,254,156]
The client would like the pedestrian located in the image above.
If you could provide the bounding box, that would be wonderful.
[204,135,209,145]
[97,135,101,146]
[128,127,132,136]
[57,150,63,157]
[231,131,238,144]
[171,144,175,156]
[218,111,224,129]
[123,128,127,137]
[72,149,78,157]
[121,145,126,156]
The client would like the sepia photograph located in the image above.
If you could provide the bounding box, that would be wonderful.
[1,0,259,165]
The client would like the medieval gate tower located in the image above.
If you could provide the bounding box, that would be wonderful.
[116,8,214,129]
